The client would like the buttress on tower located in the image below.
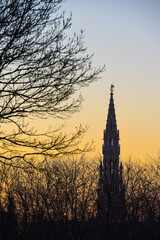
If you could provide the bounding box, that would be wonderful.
[98,85,125,222]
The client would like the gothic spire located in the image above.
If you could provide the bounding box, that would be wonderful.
[106,84,118,134]
[98,85,125,223]
[103,84,120,157]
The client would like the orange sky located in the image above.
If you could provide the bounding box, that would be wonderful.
[60,0,160,161]
[32,1,160,161]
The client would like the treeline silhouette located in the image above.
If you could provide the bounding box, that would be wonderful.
[0,156,159,240]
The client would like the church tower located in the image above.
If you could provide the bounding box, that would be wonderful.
[98,85,125,222]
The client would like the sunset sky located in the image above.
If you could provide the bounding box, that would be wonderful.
[50,0,160,161]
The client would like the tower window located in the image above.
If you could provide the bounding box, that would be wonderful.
[110,161,113,174]
[110,137,113,146]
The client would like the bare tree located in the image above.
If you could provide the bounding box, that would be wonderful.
[124,158,160,223]
[0,155,159,239]
[0,0,103,166]
[1,156,98,239]
[39,157,98,240]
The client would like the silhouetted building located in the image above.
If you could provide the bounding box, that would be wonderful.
[97,85,125,223]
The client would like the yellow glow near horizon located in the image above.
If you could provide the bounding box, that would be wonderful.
[59,0,160,161]
[36,79,158,162]
[23,0,160,162]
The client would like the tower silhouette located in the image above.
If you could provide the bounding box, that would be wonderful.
[98,85,125,223]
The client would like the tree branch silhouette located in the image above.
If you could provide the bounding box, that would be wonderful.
[0,0,104,166]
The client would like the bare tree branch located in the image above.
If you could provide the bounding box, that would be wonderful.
[0,0,104,165]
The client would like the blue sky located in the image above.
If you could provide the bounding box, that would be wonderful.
[56,0,160,160]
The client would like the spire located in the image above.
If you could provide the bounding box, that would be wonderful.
[103,84,120,154]
[98,85,125,223]
[106,84,117,134]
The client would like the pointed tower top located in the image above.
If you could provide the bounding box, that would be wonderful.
[102,84,120,165]
[110,84,114,94]
[106,84,117,133]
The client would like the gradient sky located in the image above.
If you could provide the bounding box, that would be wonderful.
[49,0,160,161]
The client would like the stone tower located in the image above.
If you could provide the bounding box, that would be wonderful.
[98,85,125,222]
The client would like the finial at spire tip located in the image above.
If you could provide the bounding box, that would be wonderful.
[110,84,114,94]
